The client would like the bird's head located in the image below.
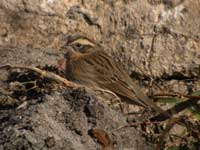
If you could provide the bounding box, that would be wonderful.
[61,35,98,56]
[58,35,98,72]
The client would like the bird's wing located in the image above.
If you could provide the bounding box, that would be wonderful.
[101,78,147,107]
[99,71,163,111]
[93,51,161,110]
[71,50,161,111]
[90,51,147,107]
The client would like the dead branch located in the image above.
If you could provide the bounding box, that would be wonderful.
[150,97,200,122]
[0,64,81,89]
[154,93,200,99]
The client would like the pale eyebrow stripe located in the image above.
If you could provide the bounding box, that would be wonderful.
[70,39,95,47]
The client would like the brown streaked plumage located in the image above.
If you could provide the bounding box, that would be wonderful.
[58,35,163,112]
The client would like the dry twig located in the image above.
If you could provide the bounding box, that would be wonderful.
[0,64,81,89]
[154,93,200,99]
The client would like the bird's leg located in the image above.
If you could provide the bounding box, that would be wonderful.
[95,88,121,103]
[94,88,124,113]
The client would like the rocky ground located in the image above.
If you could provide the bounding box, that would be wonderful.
[0,0,200,150]
[0,47,154,150]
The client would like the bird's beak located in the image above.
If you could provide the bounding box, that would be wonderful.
[61,45,71,50]
[61,45,69,49]
[60,45,75,54]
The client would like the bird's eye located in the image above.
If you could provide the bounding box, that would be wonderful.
[75,43,84,51]
[73,43,86,52]
[76,43,82,48]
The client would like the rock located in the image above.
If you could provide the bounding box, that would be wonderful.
[0,0,199,78]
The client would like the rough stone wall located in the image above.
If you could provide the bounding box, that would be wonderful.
[0,0,199,78]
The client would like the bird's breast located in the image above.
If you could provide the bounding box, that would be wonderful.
[71,57,99,87]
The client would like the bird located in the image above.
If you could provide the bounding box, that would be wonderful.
[58,35,163,113]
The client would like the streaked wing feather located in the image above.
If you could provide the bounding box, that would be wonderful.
[93,51,161,110]
[102,81,147,107]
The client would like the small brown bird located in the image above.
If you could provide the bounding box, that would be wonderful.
[58,35,162,112]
